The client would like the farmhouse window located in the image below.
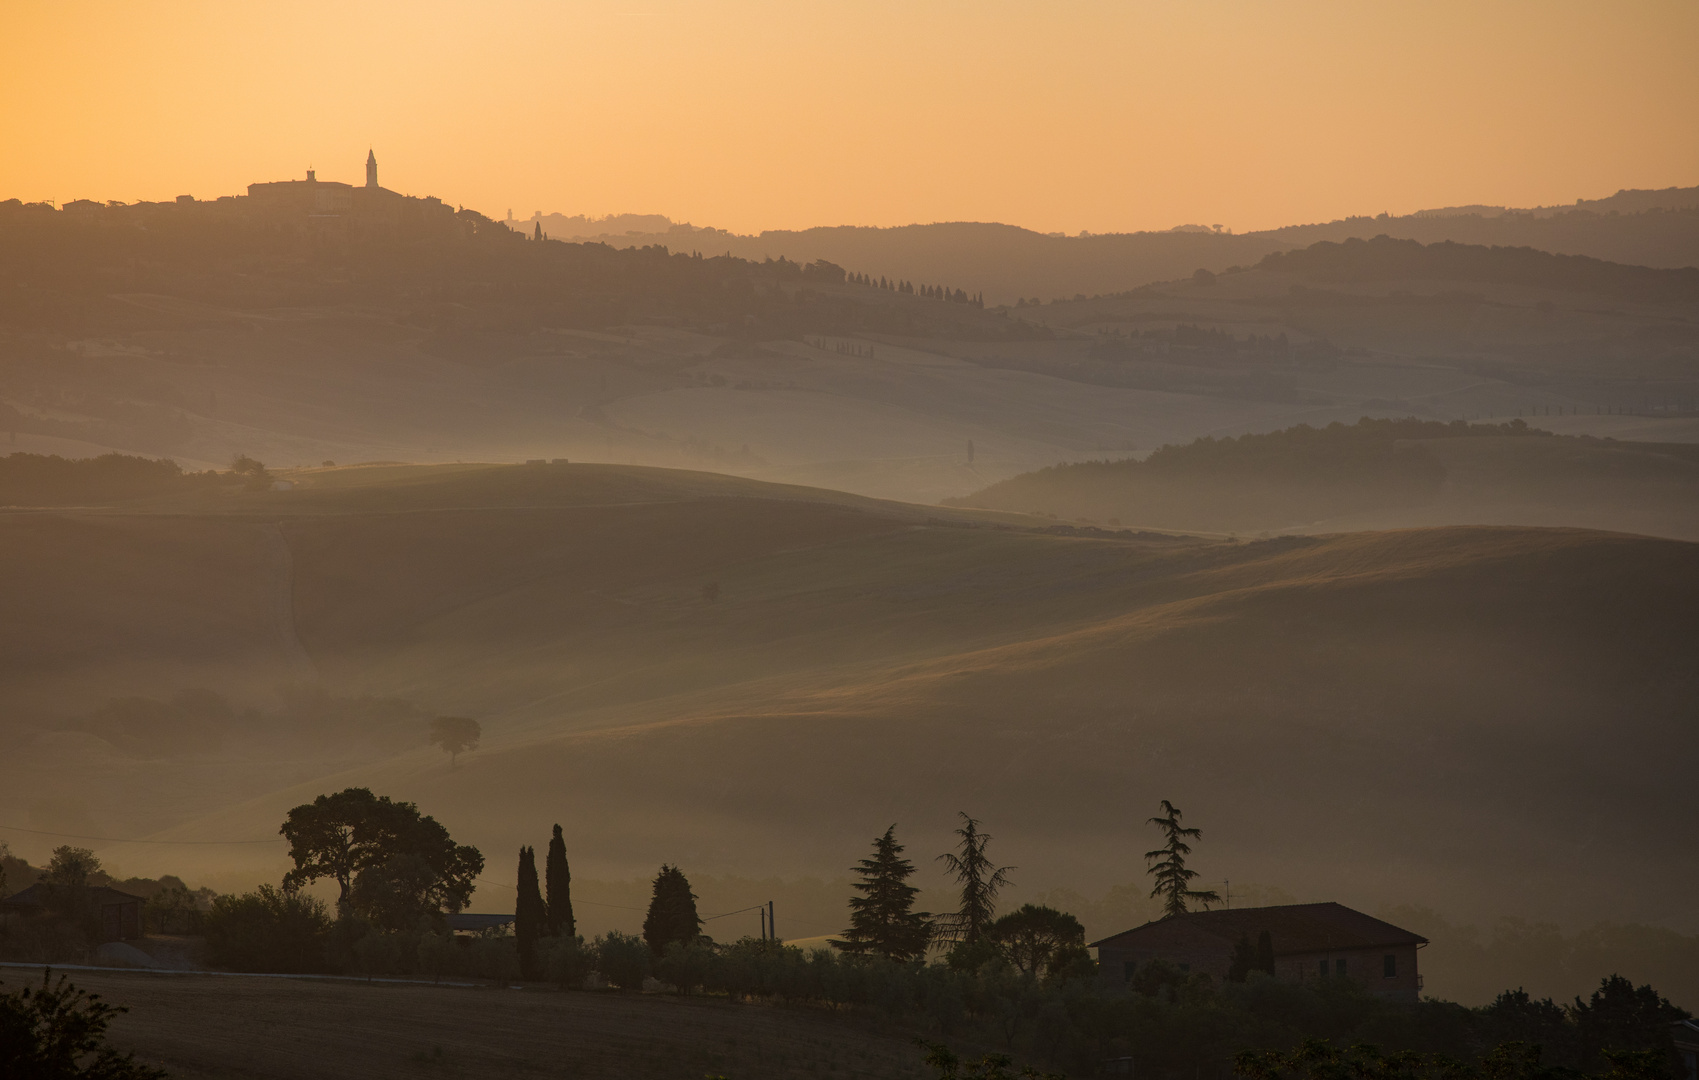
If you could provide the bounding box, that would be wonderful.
[1319,959,1328,976]
[1335,958,1347,975]
[1384,954,1397,978]
[1124,960,1136,982]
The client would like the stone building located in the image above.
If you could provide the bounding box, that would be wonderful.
[1090,902,1427,1000]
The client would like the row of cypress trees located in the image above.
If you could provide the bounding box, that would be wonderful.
[513,829,707,980]
[513,824,574,979]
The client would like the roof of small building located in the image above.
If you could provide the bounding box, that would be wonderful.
[1090,902,1428,954]
[446,913,515,932]
[0,884,146,908]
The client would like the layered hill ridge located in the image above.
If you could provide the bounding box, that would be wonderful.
[1,464,1693,955]
[519,184,1699,305]
[949,419,1699,539]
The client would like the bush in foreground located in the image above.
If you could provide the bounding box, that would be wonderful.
[0,968,168,1078]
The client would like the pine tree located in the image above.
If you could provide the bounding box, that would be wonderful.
[1145,800,1220,918]
[515,845,546,979]
[641,864,702,956]
[831,825,932,961]
[935,812,1013,945]
[545,823,573,938]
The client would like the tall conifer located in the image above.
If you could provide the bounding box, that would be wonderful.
[1145,800,1220,917]
[832,825,932,961]
[641,864,702,956]
[515,845,546,979]
[935,812,1013,945]
[545,824,574,938]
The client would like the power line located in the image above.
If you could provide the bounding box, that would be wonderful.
[0,824,284,846]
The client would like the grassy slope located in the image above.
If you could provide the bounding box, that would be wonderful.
[2,465,1695,1001]
[950,435,1699,540]
[60,969,927,1080]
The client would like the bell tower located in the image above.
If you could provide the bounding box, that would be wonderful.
[365,149,379,190]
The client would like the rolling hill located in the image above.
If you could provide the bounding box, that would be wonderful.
[2,462,1695,998]
[947,418,1699,540]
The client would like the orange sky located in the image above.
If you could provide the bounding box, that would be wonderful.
[3,0,1696,235]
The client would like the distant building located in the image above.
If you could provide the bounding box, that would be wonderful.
[1675,1019,1699,1080]
[245,150,413,221]
[1090,902,1427,1001]
[0,883,145,942]
[446,913,515,935]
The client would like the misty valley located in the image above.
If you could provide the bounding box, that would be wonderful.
[2,138,1698,1079]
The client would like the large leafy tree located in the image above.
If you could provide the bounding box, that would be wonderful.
[936,813,1014,946]
[831,825,932,962]
[515,846,546,980]
[1146,799,1219,918]
[641,865,702,956]
[279,787,483,924]
[545,824,574,938]
[985,903,1086,978]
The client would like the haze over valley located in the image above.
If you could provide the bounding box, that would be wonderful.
[3,6,1697,1075]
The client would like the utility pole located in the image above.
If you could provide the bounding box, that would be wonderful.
[768,900,776,944]
[759,906,767,942]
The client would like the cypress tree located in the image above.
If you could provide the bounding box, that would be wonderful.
[545,823,574,938]
[641,864,702,956]
[1228,932,1256,981]
[515,845,546,979]
[831,825,932,961]
[1255,929,1276,975]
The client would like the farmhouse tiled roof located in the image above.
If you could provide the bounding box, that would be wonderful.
[0,884,146,908]
[1089,902,1427,955]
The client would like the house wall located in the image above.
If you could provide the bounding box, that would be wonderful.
[1275,945,1422,1000]
[1096,940,1422,1001]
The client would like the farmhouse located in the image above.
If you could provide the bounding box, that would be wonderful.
[1091,902,1427,1000]
[0,883,145,942]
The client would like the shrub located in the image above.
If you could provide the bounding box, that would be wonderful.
[203,885,331,973]
[0,968,169,1078]
[542,935,593,990]
[595,931,652,991]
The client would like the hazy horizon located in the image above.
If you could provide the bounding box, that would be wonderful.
[6,1,1698,235]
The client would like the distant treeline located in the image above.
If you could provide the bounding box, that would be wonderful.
[985,418,1543,491]
[0,452,224,505]
[0,198,1023,342]
[1258,235,1699,303]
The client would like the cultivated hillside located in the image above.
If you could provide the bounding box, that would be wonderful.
[2,464,1694,968]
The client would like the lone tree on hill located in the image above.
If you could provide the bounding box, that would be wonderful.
[544,823,574,938]
[430,716,482,767]
[279,787,483,922]
[642,864,702,956]
[831,825,933,962]
[1145,799,1219,918]
[936,812,1014,946]
[515,845,546,980]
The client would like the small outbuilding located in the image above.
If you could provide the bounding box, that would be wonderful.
[1673,1018,1699,1080]
[0,884,146,942]
[1091,902,1427,1001]
[446,912,515,936]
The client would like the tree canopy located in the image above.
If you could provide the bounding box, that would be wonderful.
[279,787,482,926]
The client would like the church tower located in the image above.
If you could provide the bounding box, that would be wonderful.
[365,149,378,190]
